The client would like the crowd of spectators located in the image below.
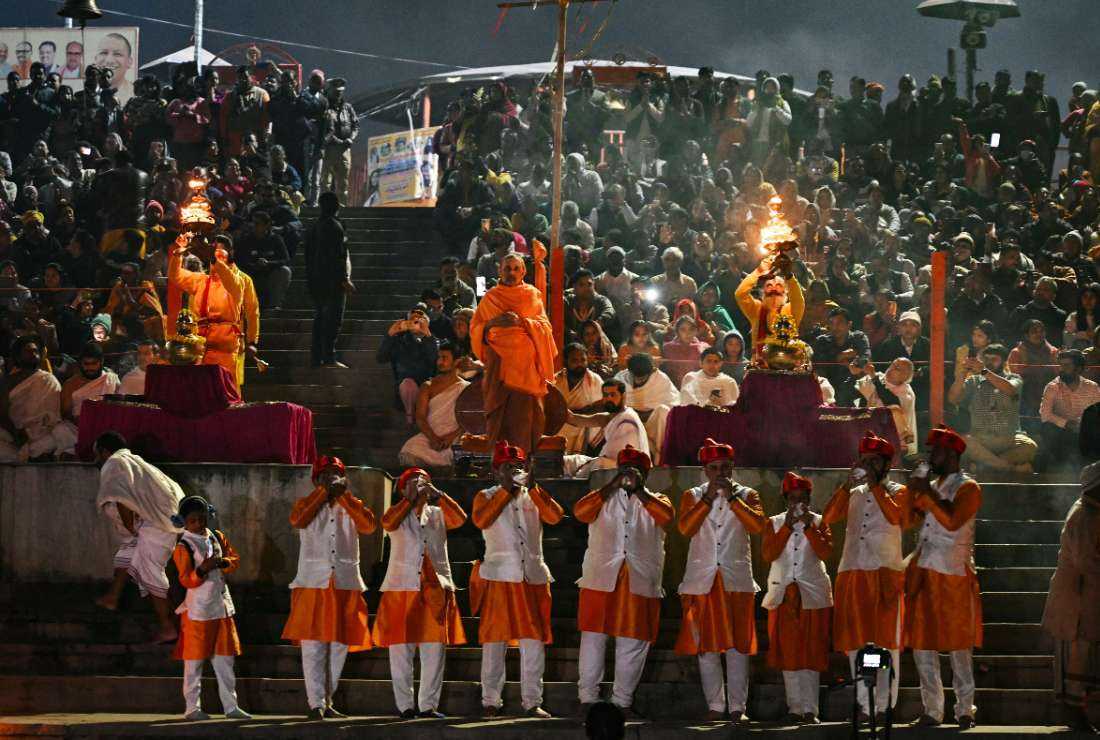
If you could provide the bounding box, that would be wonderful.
[405,66,1100,474]
[1,48,358,460]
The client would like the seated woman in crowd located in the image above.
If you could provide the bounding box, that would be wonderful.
[719,329,748,384]
[671,297,715,345]
[1063,283,1100,350]
[578,318,617,378]
[662,315,710,388]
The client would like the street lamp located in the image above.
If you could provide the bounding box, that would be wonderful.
[917,0,1021,102]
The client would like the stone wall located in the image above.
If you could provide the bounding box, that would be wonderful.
[0,463,392,586]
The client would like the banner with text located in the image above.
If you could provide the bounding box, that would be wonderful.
[0,26,140,104]
[365,126,439,206]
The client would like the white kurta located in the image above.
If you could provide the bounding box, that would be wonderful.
[398,378,469,467]
[680,370,740,407]
[856,373,917,456]
[554,369,604,453]
[0,370,67,461]
[119,367,147,395]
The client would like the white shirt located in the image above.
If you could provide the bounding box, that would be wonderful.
[289,498,369,591]
[678,482,760,595]
[837,481,907,573]
[477,485,554,585]
[680,370,740,407]
[857,372,917,456]
[762,513,832,610]
[380,501,457,592]
[175,529,235,622]
[577,488,668,598]
[119,367,147,396]
[910,473,979,577]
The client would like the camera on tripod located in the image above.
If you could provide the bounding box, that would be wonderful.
[857,643,892,683]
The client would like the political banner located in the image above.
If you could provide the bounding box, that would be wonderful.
[364,126,439,206]
[0,26,140,104]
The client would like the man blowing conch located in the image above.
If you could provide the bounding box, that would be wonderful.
[470,253,557,455]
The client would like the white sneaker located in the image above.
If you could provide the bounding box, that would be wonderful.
[185,710,211,721]
[225,707,252,719]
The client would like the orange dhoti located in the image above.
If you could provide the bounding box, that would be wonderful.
[578,564,662,643]
[833,568,905,652]
[675,573,758,656]
[174,613,242,660]
[904,564,983,651]
[469,562,553,645]
[281,578,373,651]
[766,584,831,672]
[372,556,467,647]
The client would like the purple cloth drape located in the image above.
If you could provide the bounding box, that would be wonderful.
[144,364,242,418]
[661,370,900,467]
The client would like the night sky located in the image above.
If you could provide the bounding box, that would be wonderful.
[17,1,1098,108]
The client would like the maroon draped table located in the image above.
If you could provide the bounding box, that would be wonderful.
[661,370,900,467]
[76,400,316,464]
[144,364,241,418]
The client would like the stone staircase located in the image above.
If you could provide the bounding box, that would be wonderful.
[241,206,446,469]
[0,475,1083,731]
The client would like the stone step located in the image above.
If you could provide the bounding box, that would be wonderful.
[974,544,1060,568]
[0,643,1053,689]
[974,520,1064,545]
[975,567,1054,592]
[0,676,1067,724]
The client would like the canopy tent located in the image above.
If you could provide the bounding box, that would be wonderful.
[140,45,219,71]
[351,59,809,128]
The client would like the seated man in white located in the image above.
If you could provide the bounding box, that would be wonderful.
[57,341,121,456]
[0,335,69,462]
[119,340,162,396]
[554,343,605,454]
[855,357,917,457]
[399,342,469,469]
[680,347,740,407]
[562,378,648,477]
[613,353,680,464]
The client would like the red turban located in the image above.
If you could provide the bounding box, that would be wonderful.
[782,471,812,494]
[617,445,652,472]
[492,440,527,467]
[859,431,896,459]
[698,438,734,464]
[396,467,429,493]
[927,425,966,454]
[312,454,346,482]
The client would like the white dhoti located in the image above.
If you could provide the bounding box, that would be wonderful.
[481,639,544,710]
[563,407,647,479]
[914,648,976,723]
[129,523,177,598]
[301,640,350,711]
[397,378,468,468]
[0,370,67,462]
[698,648,750,714]
[782,669,820,716]
[389,642,446,713]
[578,631,651,708]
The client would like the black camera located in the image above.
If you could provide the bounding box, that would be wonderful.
[856,643,892,683]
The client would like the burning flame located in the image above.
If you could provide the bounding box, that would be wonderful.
[759,196,796,251]
[180,174,216,233]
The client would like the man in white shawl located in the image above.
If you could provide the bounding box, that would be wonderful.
[94,431,184,643]
[563,378,649,478]
[680,347,740,408]
[1041,461,1100,734]
[0,336,69,462]
[613,353,680,464]
[398,342,469,468]
[57,342,120,456]
[855,357,918,457]
[554,344,604,454]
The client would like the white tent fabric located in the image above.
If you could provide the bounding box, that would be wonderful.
[140,45,218,70]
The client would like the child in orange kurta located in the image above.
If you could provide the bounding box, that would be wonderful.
[470,440,564,718]
[372,468,467,719]
[171,495,251,721]
[762,473,833,725]
[281,455,377,719]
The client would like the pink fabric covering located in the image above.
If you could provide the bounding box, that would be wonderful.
[660,370,900,467]
[76,400,316,464]
[144,364,242,418]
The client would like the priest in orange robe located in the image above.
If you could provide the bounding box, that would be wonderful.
[734,252,805,362]
[904,426,983,729]
[469,253,557,455]
[822,432,911,722]
[762,472,833,725]
[281,455,377,720]
[168,233,258,389]
[675,438,766,722]
[373,468,467,719]
[470,440,564,719]
[574,445,673,716]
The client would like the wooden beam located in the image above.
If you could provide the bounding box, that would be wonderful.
[549,0,567,363]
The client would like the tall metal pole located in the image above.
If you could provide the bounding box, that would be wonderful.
[194,0,205,74]
[548,0,568,362]
[965,48,976,104]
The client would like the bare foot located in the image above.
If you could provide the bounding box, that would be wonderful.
[95,595,119,611]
